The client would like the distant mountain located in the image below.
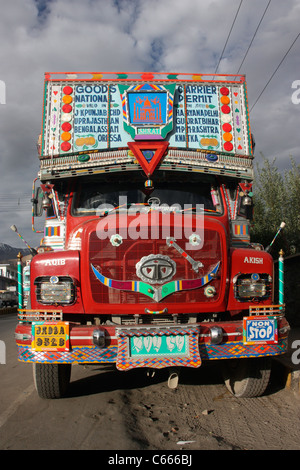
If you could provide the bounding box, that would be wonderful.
[0,243,30,262]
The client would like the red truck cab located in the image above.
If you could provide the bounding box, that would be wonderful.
[15,72,289,398]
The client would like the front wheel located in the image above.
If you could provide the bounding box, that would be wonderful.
[222,357,271,398]
[33,363,71,399]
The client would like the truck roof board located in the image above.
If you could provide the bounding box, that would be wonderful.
[40,72,252,161]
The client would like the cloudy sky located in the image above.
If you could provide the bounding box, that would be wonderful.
[0,0,299,248]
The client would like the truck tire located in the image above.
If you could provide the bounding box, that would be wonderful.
[222,357,271,398]
[33,363,71,399]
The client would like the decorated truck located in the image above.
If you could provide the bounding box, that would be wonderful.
[15,72,289,399]
[1,289,18,307]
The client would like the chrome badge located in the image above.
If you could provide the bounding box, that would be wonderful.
[136,254,176,285]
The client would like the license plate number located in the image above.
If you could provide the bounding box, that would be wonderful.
[243,316,278,345]
[130,334,188,358]
[32,322,70,351]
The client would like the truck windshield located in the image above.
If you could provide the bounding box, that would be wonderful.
[72,172,222,216]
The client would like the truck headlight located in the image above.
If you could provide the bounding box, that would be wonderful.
[35,276,75,305]
[234,274,271,301]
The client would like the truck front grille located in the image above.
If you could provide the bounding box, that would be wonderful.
[110,314,196,326]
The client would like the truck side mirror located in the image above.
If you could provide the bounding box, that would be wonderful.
[32,186,44,217]
[251,133,255,153]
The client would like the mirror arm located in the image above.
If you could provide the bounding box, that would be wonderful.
[32,177,43,233]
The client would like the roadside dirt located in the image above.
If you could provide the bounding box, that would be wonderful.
[57,361,300,451]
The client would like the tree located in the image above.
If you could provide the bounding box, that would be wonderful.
[251,156,300,256]
[283,158,300,253]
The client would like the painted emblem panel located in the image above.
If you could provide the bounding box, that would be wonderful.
[118,83,176,140]
[128,92,167,125]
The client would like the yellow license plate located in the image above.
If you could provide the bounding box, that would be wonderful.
[32,322,70,352]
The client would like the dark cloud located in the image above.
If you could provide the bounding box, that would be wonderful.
[34,0,53,19]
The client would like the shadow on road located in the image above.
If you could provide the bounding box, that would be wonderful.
[66,358,287,399]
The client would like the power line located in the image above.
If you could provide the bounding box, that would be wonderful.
[236,0,272,74]
[215,0,244,73]
[250,32,300,112]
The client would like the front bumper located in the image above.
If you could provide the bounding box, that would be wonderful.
[15,309,290,369]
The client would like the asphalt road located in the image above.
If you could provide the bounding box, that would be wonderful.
[1,313,300,451]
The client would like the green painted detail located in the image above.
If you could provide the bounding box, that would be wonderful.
[138,282,155,300]
[130,334,188,357]
[78,154,90,162]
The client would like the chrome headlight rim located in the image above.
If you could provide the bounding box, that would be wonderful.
[234,273,271,302]
[34,276,76,305]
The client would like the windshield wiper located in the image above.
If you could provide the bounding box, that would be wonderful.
[98,203,149,217]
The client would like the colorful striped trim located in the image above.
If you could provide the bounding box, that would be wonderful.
[45,226,61,237]
[233,223,249,236]
[91,262,220,302]
[17,337,287,364]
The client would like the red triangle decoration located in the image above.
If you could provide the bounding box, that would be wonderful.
[239,182,253,193]
[128,141,169,176]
